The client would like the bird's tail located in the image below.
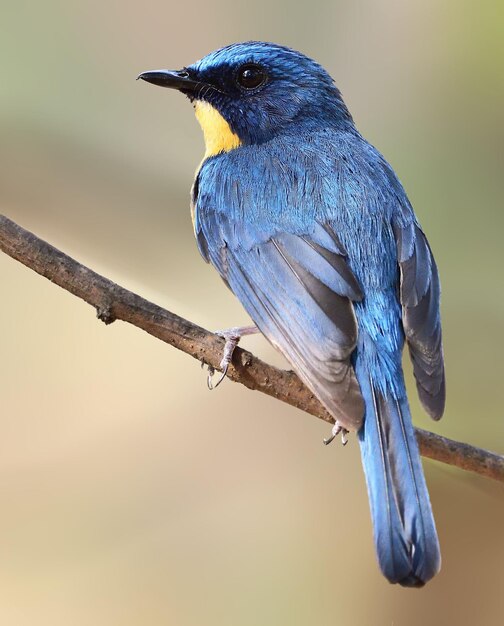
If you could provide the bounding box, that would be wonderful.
[357,368,441,587]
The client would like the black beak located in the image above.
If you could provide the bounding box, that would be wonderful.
[137,69,200,95]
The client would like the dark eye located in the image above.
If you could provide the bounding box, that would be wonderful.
[236,64,267,90]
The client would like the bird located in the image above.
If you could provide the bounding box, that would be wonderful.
[138,41,445,587]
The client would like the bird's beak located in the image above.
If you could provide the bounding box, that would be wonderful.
[137,69,200,95]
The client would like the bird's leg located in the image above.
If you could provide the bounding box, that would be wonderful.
[323,421,349,446]
[207,325,259,390]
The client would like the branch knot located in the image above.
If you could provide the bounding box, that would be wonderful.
[96,303,116,325]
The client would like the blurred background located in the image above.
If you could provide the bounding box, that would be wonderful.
[1,0,504,624]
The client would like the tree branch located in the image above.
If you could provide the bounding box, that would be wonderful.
[1,214,503,483]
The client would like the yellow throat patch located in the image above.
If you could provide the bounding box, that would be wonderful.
[194,101,242,158]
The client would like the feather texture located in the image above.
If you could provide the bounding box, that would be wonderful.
[181,41,446,585]
[357,360,441,586]
[394,221,446,419]
[199,208,365,430]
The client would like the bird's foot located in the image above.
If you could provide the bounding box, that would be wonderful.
[207,325,259,390]
[323,421,349,446]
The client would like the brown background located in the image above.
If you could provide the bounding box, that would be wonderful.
[1,1,504,624]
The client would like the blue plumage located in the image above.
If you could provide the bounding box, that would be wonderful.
[139,41,446,586]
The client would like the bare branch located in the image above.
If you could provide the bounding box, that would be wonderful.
[1,214,503,483]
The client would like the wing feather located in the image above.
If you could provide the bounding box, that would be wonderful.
[394,221,445,419]
[200,210,365,430]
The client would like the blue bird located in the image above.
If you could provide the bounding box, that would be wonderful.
[139,41,446,587]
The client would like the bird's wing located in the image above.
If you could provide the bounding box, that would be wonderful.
[197,208,365,431]
[393,220,445,419]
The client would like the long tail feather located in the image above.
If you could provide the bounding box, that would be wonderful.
[357,368,441,587]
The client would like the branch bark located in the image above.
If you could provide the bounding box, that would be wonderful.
[1,214,503,483]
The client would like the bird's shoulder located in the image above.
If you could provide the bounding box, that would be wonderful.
[196,128,412,220]
[193,128,416,264]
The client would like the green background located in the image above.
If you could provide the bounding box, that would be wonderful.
[1,1,504,624]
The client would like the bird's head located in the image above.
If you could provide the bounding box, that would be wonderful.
[139,42,353,158]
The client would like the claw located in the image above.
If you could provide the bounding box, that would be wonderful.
[341,429,348,446]
[205,325,259,391]
[207,364,228,390]
[323,421,349,446]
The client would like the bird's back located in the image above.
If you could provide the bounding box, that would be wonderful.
[196,126,407,365]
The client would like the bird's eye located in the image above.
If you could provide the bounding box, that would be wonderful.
[236,64,267,90]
